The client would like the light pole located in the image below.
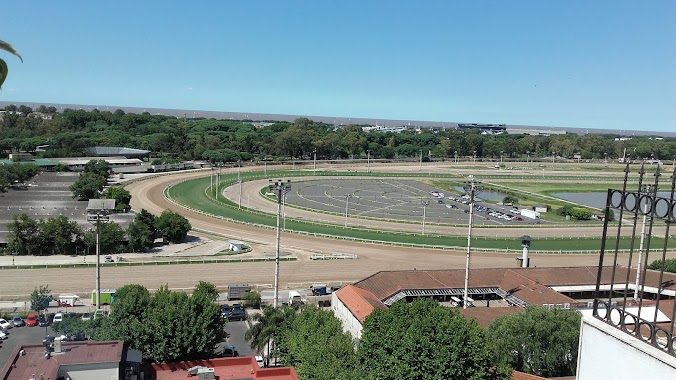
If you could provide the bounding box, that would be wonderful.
[217,165,222,199]
[634,183,656,301]
[454,151,458,164]
[237,160,241,182]
[344,194,353,228]
[526,151,530,164]
[419,149,423,167]
[473,150,477,165]
[462,177,481,309]
[421,200,430,235]
[367,150,371,173]
[313,148,317,173]
[268,179,291,308]
[552,152,555,163]
[500,151,504,165]
[264,161,268,176]
[238,179,243,209]
[210,166,215,196]
[86,199,114,310]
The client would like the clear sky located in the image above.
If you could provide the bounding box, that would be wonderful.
[2,1,674,131]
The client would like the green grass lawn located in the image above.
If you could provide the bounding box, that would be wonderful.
[165,171,675,252]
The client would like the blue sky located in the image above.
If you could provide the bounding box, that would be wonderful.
[2,1,674,131]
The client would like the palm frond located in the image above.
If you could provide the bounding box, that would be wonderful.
[0,40,23,62]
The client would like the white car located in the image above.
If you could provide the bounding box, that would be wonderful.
[0,330,7,340]
[0,318,11,330]
[52,313,64,323]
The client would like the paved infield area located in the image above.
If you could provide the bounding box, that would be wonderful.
[1,163,673,299]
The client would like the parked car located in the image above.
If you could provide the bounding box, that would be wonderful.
[220,304,232,319]
[0,318,11,330]
[221,345,239,357]
[52,313,64,323]
[81,312,91,321]
[12,315,24,327]
[0,330,6,340]
[38,315,49,327]
[26,314,38,327]
[229,304,246,321]
[104,255,114,263]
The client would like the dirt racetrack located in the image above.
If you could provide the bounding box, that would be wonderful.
[2,163,671,299]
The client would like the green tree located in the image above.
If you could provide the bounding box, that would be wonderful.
[97,283,225,362]
[571,208,592,220]
[101,186,132,211]
[276,306,357,380]
[30,285,53,313]
[83,159,112,179]
[155,210,191,243]
[649,258,676,273]
[488,306,581,378]
[245,306,296,355]
[358,298,505,380]
[85,221,125,254]
[243,290,262,309]
[7,214,40,255]
[126,218,153,252]
[0,39,22,89]
[193,281,219,302]
[502,195,519,205]
[70,172,107,200]
[40,215,83,255]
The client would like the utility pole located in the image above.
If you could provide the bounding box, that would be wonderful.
[419,149,423,168]
[462,177,481,309]
[268,180,291,308]
[87,199,113,311]
[344,194,353,227]
[217,165,221,199]
[238,179,243,209]
[421,200,430,235]
[313,148,317,173]
[367,150,371,173]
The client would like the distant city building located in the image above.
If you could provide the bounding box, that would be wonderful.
[507,127,567,136]
[458,123,507,134]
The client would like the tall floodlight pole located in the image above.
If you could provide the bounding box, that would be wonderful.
[269,180,291,308]
[500,151,504,165]
[344,194,353,227]
[462,177,481,309]
[238,179,243,209]
[454,151,458,164]
[217,165,221,199]
[420,149,423,167]
[87,199,113,310]
[237,161,241,182]
[313,148,317,173]
[634,183,656,301]
[421,200,430,235]
[473,150,477,165]
[210,167,214,194]
[367,150,371,173]
[264,161,268,176]
[552,152,555,163]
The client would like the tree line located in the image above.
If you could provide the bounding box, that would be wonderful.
[6,209,191,256]
[1,105,674,163]
[247,299,581,380]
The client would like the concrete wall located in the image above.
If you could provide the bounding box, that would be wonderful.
[331,292,363,341]
[577,316,676,380]
[58,362,119,380]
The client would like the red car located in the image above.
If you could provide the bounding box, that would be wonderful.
[25,314,38,327]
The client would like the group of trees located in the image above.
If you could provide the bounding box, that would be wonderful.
[5,209,190,256]
[246,299,581,380]
[70,159,120,202]
[51,282,225,362]
[1,106,674,164]
[556,205,594,221]
[0,163,39,192]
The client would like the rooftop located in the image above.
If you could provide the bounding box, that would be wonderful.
[0,340,125,380]
[334,284,387,323]
[150,357,299,380]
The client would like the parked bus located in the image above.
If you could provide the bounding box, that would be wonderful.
[92,289,116,306]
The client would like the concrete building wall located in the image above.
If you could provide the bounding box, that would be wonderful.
[58,362,119,380]
[577,316,676,380]
[331,292,363,340]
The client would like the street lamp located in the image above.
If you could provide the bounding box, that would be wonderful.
[86,199,115,310]
[420,149,423,167]
[473,151,477,165]
[421,200,430,235]
[454,151,458,164]
[500,151,504,165]
[268,179,291,308]
[552,152,555,163]
[367,150,371,173]
[210,166,215,196]
[462,177,481,309]
[526,151,530,163]
[237,160,241,182]
[344,194,353,228]
[238,179,243,210]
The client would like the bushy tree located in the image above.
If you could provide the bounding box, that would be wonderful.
[487,306,581,378]
[126,218,153,252]
[7,214,40,255]
[358,298,506,380]
[30,285,53,313]
[70,172,107,200]
[649,258,676,273]
[40,215,82,255]
[84,159,112,179]
[243,290,262,309]
[84,221,125,254]
[276,306,357,380]
[97,283,225,362]
[101,186,131,211]
[155,210,191,243]
[571,208,592,220]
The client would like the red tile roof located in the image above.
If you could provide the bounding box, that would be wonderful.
[151,357,299,380]
[511,371,548,380]
[459,307,523,328]
[335,284,387,323]
[0,340,125,380]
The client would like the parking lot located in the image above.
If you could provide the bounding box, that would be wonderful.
[0,323,54,370]
[285,179,534,226]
